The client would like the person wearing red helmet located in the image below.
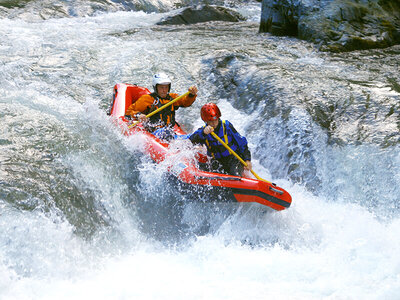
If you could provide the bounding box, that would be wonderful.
[126,73,198,131]
[189,103,252,176]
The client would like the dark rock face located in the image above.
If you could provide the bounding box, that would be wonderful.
[260,0,400,52]
[156,5,245,25]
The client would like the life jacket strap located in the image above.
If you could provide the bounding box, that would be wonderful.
[205,121,229,158]
[222,120,228,145]
[204,126,215,158]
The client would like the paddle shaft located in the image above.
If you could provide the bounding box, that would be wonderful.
[128,91,191,128]
[210,131,271,183]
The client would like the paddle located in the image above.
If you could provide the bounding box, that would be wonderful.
[210,131,271,184]
[128,91,191,128]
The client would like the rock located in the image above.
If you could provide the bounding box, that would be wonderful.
[156,5,245,26]
[260,0,400,52]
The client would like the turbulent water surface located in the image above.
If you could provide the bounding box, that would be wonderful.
[1,0,400,299]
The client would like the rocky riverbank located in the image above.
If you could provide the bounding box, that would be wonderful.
[260,0,400,52]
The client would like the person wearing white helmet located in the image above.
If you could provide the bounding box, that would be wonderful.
[152,73,172,92]
[126,73,198,131]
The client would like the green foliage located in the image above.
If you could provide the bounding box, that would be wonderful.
[0,0,32,8]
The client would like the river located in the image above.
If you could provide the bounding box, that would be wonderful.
[1,0,399,299]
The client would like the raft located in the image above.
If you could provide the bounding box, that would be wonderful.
[108,83,292,211]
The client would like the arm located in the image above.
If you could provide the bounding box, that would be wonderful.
[170,86,198,107]
[126,94,154,118]
[226,121,251,162]
[189,126,207,145]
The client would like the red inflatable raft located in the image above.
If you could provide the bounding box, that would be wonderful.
[108,83,292,211]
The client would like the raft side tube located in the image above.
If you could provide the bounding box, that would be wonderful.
[109,83,150,118]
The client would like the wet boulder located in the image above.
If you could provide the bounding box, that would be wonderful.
[259,0,400,52]
[156,5,245,25]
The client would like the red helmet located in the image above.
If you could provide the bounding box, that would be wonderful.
[201,103,221,122]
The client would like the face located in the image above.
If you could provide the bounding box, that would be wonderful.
[156,84,169,98]
[206,119,219,128]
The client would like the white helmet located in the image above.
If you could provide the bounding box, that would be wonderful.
[152,73,171,92]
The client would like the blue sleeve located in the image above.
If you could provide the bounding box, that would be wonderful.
[226,121,251,161]
[189,126,206,145]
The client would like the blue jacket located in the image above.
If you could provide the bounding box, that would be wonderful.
[189,120,251,161]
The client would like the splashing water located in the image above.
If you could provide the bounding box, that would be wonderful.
[1,1,399,299]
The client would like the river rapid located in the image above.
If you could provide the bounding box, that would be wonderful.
[1,0,399,299]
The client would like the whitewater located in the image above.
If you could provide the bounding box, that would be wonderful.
[1,1,399,299]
